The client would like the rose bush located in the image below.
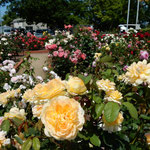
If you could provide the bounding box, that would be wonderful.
[0,27,150,149]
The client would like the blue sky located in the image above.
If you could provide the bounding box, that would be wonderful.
[0,5,7,20]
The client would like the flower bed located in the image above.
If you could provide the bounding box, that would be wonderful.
[0,26,150,149]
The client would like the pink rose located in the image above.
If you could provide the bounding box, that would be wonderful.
[70,56,78,64]
[140,50,149,60]
[27,32,32,37]
[58,51,64,57]
[64,50,70,58]
[58,47,64,52]
[53,51,58,57]
[81,53,86,60]
[46,44,57,50]
[128,44,131,48]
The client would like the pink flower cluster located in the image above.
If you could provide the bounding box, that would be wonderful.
[53,47,70,58]
[45,44,57,51]
[69,49,86,64]
[64,24,73,29]
[51,47,86,64]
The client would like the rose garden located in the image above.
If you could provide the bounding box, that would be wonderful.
[0,25,150,150]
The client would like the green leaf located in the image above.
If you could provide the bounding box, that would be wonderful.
[100,56,112,63]
[93,95,102,103]
[139,114,150,120]
[84,74,92,84]
[124,92,134,97]
[22,139,32,150]
[123,102,138,120]
[104,102,120,122]
[78,132,89,140]
[14,136,23,144]
[90,134,101,147]
[32,137,40,150]
[95,103,104,119]
[1,120,10,132]
[78,74,85,82]
[105,69,111,76]
[12,117,24,126]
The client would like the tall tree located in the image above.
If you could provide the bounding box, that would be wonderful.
[1,0,150,30]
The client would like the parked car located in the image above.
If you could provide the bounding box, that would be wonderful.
[34,29,44,38]
[3,29,12,36]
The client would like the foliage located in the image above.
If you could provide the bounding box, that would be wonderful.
[1,0,150,30]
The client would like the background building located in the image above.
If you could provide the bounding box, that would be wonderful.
[12,18,47,30]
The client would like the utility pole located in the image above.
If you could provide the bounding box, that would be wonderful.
[127,0,131,30]
[136,0,140,29]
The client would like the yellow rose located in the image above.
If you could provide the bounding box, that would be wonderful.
[106,46,110,51]
[115,43,119,47]
[103,112,123,126]
[101,113,124,133]
[0,131,10,148]
[0,92,9,106]
[105,90,122,104]
[34,78,66,100]
[41,96,85,140]
[32,104,44,118]
[0,89,21,106]
[96,79,115,92]
[94,53,102,59]
[22,78,66,104]
[122,60,150,86]
[66,76,87,95]
[145,133,150,145]
[4,107,26,120]
[22,89,35,102]
[7,89,21,98]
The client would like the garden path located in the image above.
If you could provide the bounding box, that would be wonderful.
[17,50,49,78]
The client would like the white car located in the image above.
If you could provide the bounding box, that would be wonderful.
[3,29,11,36]
[118,25,127,33]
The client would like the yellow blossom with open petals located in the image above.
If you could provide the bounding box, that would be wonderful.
[122,60,150,86]
[22,78,66,104]
[41,96,85,140]
[22,89,35,102]
[0,89,21,106]
[66,76,87,95]
[101,113,124,133]
[35,78,66,99]
[94,53,102,59]
[96,79,115,92]
[4,107,26,120]
[105,90,122,104]
[32,104,44,118]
